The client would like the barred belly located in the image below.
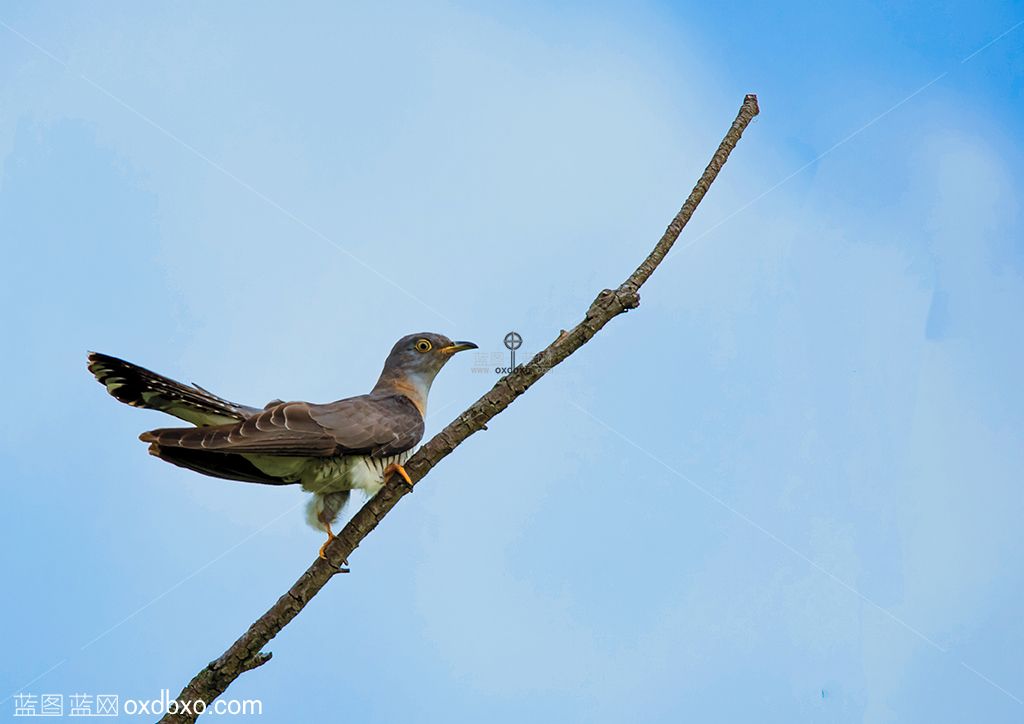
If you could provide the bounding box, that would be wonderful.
[300,450,414,498]
[298,450,413,531]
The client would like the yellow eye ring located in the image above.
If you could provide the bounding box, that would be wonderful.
[415,339,432,353]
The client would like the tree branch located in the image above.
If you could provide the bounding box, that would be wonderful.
[160,93,759,722]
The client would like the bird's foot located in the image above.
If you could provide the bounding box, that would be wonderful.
[318,524,349,573]
[383,462,414,490]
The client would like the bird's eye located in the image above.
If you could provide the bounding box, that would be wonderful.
[414,339,432,353]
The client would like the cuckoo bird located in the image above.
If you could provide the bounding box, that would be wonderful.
[87,333,476,564]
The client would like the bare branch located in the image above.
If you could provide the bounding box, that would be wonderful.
[160,93,759,722]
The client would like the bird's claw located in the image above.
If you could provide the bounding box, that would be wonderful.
[319,527,349,573]
[318,547,350,574]
[384,462,414,490]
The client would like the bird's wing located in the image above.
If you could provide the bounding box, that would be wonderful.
[149,446,298,485]
[140,395,424,457]
[140,401,338,455]
[308,394,424,456]
[88,352,261,425]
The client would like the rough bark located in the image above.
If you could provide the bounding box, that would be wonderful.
[160,93,759,722]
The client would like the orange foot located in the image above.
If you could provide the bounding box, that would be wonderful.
[384,462,414,488]
[318,521,349,573]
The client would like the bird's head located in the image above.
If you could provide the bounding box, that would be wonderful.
[372,333,477,413]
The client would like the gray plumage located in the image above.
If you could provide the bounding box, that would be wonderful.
[87,333,476,533]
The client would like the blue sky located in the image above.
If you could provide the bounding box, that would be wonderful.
[1,1,1022,721]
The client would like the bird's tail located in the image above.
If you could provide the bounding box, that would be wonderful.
[87,352,259,426]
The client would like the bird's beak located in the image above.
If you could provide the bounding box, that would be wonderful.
[440,341,478,356]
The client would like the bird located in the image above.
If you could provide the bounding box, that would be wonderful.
[87,333,477,565]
